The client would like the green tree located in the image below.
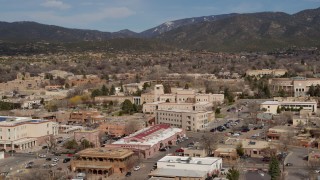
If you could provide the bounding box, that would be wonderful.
[80,139,94,149]
[135,74,140,83]
[163,83,171,94]
[269,156,281,180]
[226,167,240,180]
[215,108,221,114]
[143,82,150,91]
[224,88,234,104]
[109,84,116,95]
[278,89,286,97]
[277,106,281,114]
[122,99,134,114]
[308,84,315,96]
[40,98,45,105]
[101,85,109,96]
[236,143,244,157]
[91,89,101,98]
[132,88,142,96]
[65,83,70,89]
[120,81,124,92]
[184,83,189,89]
[63,139,78,149]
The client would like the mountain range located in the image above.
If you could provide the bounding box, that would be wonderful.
[0,7,319,51]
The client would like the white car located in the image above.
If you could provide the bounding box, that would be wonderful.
[39,154,46,158]
[134,166,141,171]
[50,162,57,167]
[233,133,240,137]
[53,158,59,162]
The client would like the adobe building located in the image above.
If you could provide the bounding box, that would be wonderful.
[106,124,185,158]
[74,129,100,148]
[269,77,320,97]
[0,72,49,92]
[156,109,214,132]
[246,69,287,77]
[71,148,137,177]
[69,110,105,124]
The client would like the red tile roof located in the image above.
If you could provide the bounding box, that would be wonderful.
[132,124,170,140]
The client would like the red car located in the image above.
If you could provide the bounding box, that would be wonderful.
[175,149,184,153]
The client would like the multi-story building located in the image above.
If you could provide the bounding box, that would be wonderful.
[143,101,212,114]
[269,77,320,97]
[141,84,224,104]
[149,156,222,179]
[156,109,214,131]
[94,96,141,105]
[0,72,49,92]
[71,148,136,177]
[99,119,145,137]
[260,100,317,114]
[69,110,105,124]
[106,124,185,158]
[0,116,58,151]
[246,69,287,77]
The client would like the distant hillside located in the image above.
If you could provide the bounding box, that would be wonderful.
[0,21,137,42]
[0,7,319,52]
[158,8,320,51]
[140,13,237,37]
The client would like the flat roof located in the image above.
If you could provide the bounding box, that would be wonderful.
[156,109,209,113]
[158,156,221,165]
[77,148,134,159]
[280,101,317,105]
[261,101,279,105]
[112,125,183,146]
[0,116,48,126]
[241,139,269,149]
[149,168,207,178]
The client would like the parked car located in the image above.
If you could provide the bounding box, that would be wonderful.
[50,163,57,167]
[63,158,71,163]
[125,172,132,177]
[39,154,46,158]
[8,150,16,153]
[262,157,270,162]
[233,133,240,137]
[53,158,59,162]
[220,168,229,175]
[46,158,52,161]
[134,166,141,171]
[285,163,293,166]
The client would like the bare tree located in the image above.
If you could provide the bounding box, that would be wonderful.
[124,120,139,136]
[45,135,57,153]
[307,159,320,180]
[17,169,65,180]
[200,132,223,156]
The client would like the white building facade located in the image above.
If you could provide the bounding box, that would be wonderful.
[0,116,58,151]
[149,156,222,179]
[156,109,214,131]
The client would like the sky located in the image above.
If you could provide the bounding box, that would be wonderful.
[0,0,319,33]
